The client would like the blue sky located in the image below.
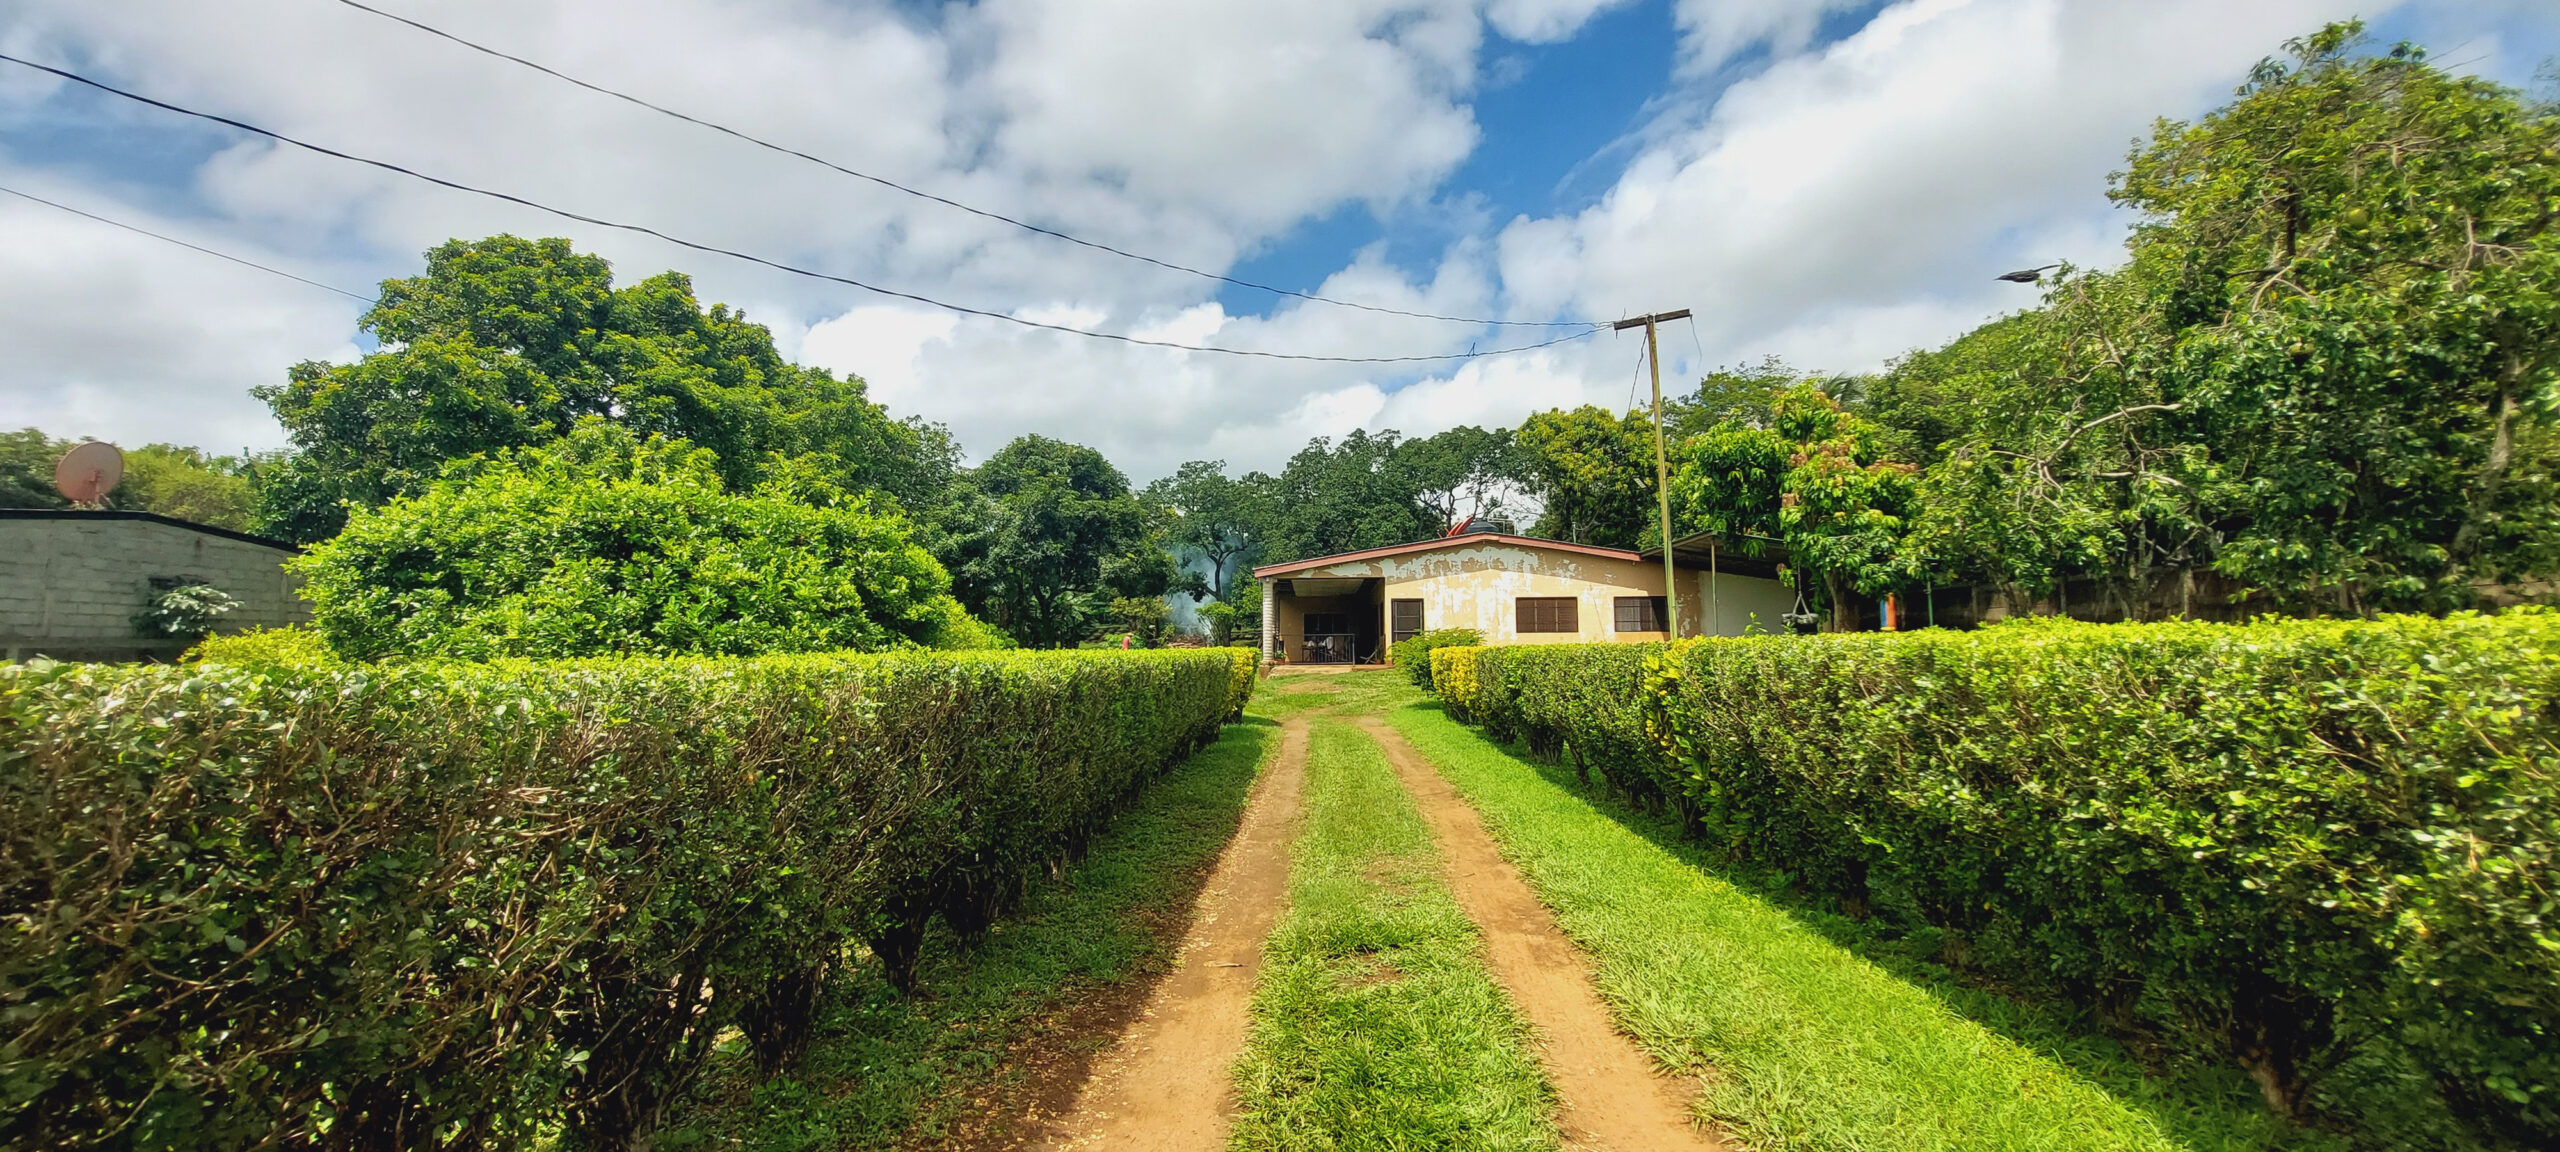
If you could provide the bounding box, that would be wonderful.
[2,0,2555,476]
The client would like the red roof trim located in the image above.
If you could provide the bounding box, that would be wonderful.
[1252,534,1643,578]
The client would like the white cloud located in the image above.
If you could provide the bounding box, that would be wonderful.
[0,185,362,452]
[2,0,2547,489]
[1501,0,2397,384]
[1674,0,1878,75]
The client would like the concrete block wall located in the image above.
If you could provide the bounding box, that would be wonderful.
[0,512,311,662]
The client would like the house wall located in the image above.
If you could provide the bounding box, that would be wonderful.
[1694,567,1798,637]
[0,512,309,662]
[1273,540,1792,650]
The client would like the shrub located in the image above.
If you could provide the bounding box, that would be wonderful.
[292,425,978,661]
[1390,628,1482,688]
[0,647,1252,1150]
[1440,614,2560,1146]
[186,624,337,666]
[131,578,240,641]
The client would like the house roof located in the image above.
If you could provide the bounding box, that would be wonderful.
[0,508,301,551]
[1641,531,1789,579]
[1253,533,1643,579]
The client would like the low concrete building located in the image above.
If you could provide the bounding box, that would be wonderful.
[1252,528,1796,664]
[1,510,311,662]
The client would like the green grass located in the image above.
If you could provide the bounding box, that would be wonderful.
[1249,668,1428,721]
[1385,700,2329,1152]
[1228,717,1558,1152]
[664,717,1280,1150]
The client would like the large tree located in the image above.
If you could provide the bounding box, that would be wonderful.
[255,235,950,543]
[1144,459,1264,605]
[1247,430,1440,564]
[1869,24,2560,614]
[1392,425,1526,536]
[948,435,1171,648]
[1672,386,1921,629]
[1513,406,1658,548]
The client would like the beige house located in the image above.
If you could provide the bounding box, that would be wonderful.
[1253,527,1797,664]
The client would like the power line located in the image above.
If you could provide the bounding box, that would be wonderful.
[0,181,376,303]
[0,53,1597,365]
[322,0,1591,332]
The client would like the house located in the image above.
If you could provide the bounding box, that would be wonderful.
[0,509,311,662]
[1251,525,1797,664]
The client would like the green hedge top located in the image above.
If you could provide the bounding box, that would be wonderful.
[1435,613,2560,1146]
[1,646,1255,1151]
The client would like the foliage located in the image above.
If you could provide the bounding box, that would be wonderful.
[0,429,260,530]
[0,646,1252,1151]
[1869,24,2560,612]
[1109,595,1170,648]
[1244,430,1442,564]
[1436,612,2560,1146]
[254,235,952,543]
[1513,406,1658,548]
[1670,387,1921,627]
[186,625,337,666]
[671,713,1277,1149]
[122,445,259,530]
[946,435,1174,649]
[1144,459,1263,604]
[129,579,239,641]
[292,423,969,661]
[1389,628,1482,689]
[1390,706,2256,1152]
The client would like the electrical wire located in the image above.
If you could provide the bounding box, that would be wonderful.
[0,181,377,303]
[0,53,1598,364]
[323,0,1592,331]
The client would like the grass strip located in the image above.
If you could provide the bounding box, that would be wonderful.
[1228,718,1559,1152]
[668,716,1280,1150]
[1387,697,2284,1152]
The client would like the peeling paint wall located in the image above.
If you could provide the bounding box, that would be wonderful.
[1271,540,1793,655]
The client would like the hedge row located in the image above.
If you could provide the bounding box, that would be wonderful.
[2,646,1257,1151]
[1430,614,2559,1146]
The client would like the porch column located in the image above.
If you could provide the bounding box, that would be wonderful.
[1260,579,1277,659]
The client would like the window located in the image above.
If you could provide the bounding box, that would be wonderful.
[1614,596,1668,633]
[1516,597,1579,634]
[1390,599,1424,643]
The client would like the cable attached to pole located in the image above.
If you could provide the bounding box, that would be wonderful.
[322,0,1590,330]
[0,52,1601,365]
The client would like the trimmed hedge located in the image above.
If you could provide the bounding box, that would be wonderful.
[1,647,1256,1151]
[1389,628,1481,689]
[1430,615,2560,1146]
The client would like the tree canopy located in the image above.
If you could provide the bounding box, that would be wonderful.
[1869,23,2560,614]
[293,423,976,661]
[254,235,953,543]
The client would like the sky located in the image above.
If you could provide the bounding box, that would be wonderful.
[1,0,2555,482]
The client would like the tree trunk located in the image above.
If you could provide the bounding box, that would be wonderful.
[1826,571,1856,632]
[2451,353,2526,563]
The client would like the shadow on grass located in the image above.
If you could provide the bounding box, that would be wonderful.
[1392,700,2335,1152]
[664,717,1279,1152]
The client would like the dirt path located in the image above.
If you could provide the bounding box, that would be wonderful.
[1360,717,1726,1152]
[1039,717,1310,1151]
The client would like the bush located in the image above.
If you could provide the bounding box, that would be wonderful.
[0,647,1254,1150]
[1437,614,2560,1146]
[186,624,337,666]
[1390,628,1482,688]
[131,579,240,641]
[292,425,979,661]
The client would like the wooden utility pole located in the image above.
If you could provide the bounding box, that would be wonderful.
[1615,309,1690,639]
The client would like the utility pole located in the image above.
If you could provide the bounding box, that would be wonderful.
[1615,309,1690,639]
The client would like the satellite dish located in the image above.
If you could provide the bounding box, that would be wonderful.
[55,441,125,506]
